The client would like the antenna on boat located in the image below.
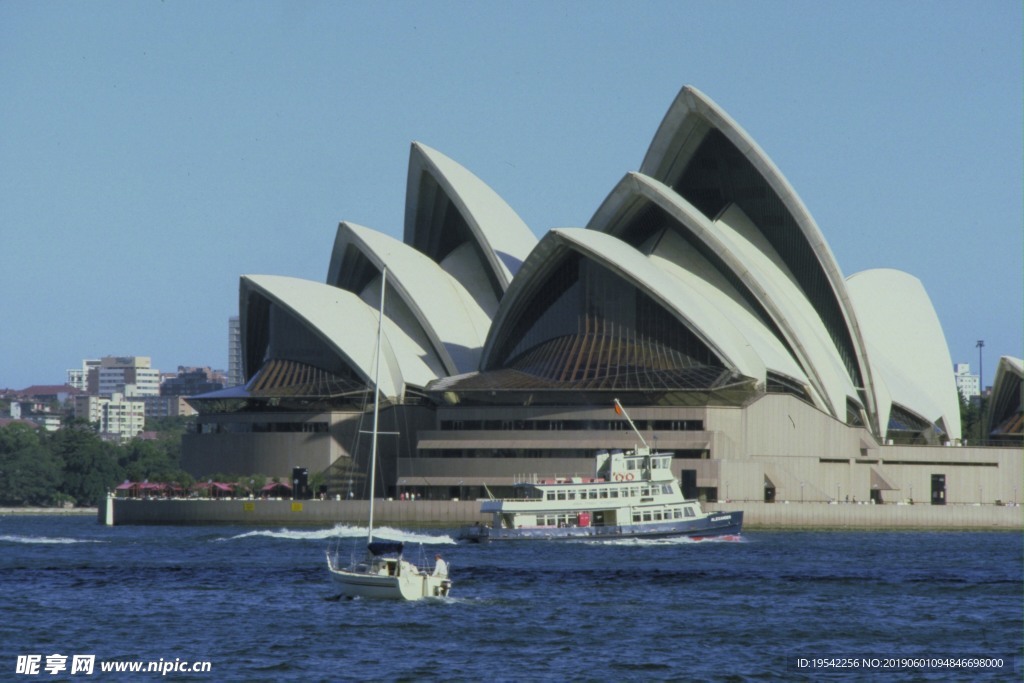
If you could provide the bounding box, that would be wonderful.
[613,398,649,450]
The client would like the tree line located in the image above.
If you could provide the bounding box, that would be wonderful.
[0,418,194,507]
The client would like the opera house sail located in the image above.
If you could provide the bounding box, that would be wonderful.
[183,85,1022,510]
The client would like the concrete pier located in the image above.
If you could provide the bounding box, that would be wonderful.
[99,496,1023,530]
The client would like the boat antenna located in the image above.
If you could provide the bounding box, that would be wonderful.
[367,267,387,545]
[613,398,649,450]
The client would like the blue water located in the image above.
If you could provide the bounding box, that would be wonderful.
[0,516,1020,682]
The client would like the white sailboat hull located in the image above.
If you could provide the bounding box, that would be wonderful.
[327,553,451,601]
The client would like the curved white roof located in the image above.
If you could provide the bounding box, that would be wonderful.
[403,142,537,292]
[240,274,404,400]
[846,269,961,441]
[588,172,855,419]
[482,227,767,382]
[988,356,1023,437]
[327,222,491,374]
[638,85,880,430]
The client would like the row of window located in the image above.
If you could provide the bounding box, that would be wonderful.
[631,506,697,523]
[545,484,675,501]
[533,505,697,527]
[195,422,329,434]
[420,449,709,459]
[440,419,704,431]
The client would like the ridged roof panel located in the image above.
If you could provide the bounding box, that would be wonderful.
[846,268,961,441]
[403,142,537,292]
[327,222,491,374]
[638,85,880,432]
[240,274,403,399]
[481,227,766,382]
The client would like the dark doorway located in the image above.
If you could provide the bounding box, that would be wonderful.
[680,470,697,499]
[931,474,946,505]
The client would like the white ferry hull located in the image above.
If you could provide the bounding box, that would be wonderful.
[461,510,743,542]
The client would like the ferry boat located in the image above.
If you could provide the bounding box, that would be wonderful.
[458,401,743,542]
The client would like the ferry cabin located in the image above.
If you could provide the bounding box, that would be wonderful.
[481,449,702,531]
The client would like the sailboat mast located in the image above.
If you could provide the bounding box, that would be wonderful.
[367,267,387,545]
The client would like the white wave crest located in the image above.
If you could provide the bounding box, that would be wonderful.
[595,534,744,547]
[0,534,103,545]
[219,524,456,545]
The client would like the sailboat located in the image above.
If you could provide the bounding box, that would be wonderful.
[325,268,452,600]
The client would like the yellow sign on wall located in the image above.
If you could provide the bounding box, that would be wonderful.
[291,502,303,512]
[243,502,255,512]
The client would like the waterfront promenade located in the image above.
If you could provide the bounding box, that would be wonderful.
[95,496,1023,530]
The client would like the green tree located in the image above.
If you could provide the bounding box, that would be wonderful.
[50,424,123,506]
[120,439,178,482]
[0,422,43,455]
[0,444,62,506]
[959,388,981,445]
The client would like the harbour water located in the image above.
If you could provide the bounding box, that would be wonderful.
[1,516,1020,681]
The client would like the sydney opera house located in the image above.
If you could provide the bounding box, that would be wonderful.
[183,86,1021,507]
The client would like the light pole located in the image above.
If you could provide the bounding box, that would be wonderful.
[977,339,985,446]
[836,483,841,503]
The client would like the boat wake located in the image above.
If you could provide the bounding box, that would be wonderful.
[0,534,104,545]
[595,534,746,547]
[219,524,456,545]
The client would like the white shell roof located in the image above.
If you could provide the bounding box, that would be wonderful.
[404,142,537,289]
[638,85,880,430]
[482,227,767,381]
[846,268,962,441]
[714,203,861,420]
[240,274,404,399]
[588,171,850,417]
[327,222,492,375]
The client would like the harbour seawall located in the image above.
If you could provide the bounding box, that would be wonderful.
[705,501,1023,530]
[100,497,1023,530]
[100,497,488,527]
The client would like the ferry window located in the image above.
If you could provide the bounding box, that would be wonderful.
[642,511,652,522]
[546,492,555,501]
[653,511,663,521]
[632,513,641,523]
[627,460,636,471]
[599,489,608,499]
[588,490,598,499]
[557,491,566,501]
[673,509,682,519]
[685,507,695,518]
[641,487,651,497]
[610,489,619,499]
[662,485,673,494]
[567,491,576,500]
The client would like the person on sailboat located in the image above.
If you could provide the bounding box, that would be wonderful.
[432,554,448,578]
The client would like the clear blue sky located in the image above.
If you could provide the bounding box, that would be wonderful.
[2,1,1020,390]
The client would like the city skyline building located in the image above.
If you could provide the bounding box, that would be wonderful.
[228,316,242,387]
[954,363,981,400]
[89,356,160,397]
